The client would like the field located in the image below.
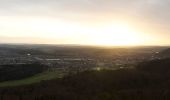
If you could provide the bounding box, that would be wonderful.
[0,70,64,87]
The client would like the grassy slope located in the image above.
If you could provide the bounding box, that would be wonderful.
[0,70,64,87]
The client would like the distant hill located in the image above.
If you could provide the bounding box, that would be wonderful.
[156,48,170,58]
[137,58,170,74]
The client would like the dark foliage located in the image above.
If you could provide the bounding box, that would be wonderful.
[0,63,46,82]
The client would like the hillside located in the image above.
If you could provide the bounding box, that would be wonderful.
[1,59,170,100]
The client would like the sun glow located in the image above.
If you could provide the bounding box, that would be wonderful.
[86,23,144,46]
[0,17,148,46]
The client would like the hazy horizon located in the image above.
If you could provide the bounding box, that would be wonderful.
[0,0,170,46]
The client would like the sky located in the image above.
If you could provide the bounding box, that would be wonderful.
[0,0,170,46]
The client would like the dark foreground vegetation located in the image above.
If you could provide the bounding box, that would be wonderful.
[0,63,46,82]
[1,58,170,100]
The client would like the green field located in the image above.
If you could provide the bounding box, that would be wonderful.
[0,70,64,87]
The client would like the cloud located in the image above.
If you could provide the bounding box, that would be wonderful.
[0,0,169,16]
[0,0,170,25]
[0,0,170,45]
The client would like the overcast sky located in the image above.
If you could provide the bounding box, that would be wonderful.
[0,0,170,45]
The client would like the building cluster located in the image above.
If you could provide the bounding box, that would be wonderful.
[0,51,161,73]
